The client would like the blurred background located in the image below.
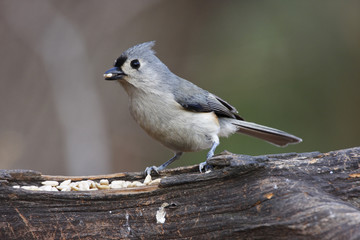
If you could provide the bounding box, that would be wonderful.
[0,0,359,175]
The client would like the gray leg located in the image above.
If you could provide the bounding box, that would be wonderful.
[145,152,183,175]
[199,140,220,172]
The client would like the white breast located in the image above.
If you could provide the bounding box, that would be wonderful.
[129,91,220,152]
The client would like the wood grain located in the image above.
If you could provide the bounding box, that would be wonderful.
[1,147,359,239]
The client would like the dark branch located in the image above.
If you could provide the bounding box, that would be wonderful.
[1,147,360,239]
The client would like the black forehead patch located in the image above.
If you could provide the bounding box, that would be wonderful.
[114,56,127,68]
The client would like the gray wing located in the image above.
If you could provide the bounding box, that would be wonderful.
[173,78,244,120]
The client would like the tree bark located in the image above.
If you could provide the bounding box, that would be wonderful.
[1,147,360,239]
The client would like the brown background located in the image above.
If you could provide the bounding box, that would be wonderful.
[0,0,359,175]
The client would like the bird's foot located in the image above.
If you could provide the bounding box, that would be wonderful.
[199,140,219,172]
[199,161,213,173]
[144,166,160,176]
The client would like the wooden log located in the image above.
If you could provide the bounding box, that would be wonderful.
[1,147,360,239]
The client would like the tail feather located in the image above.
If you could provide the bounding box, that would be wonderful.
[233,121,302,147]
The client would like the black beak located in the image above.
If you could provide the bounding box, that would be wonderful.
[104,67,126,80]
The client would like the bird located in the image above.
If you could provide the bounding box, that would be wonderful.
[104,41,302,175]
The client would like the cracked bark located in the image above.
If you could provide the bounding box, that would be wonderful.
[0,147,360,239]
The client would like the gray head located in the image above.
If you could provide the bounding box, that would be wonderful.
[104,41,172,90]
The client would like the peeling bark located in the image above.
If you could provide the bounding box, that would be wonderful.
[1,147,360,239]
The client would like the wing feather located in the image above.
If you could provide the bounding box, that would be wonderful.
[174,84,243,120]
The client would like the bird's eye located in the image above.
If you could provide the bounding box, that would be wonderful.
[130,59,140,69]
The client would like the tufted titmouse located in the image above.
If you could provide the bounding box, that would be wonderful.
[104,41,302,175]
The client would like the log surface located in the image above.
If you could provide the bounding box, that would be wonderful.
[1,147,360,239]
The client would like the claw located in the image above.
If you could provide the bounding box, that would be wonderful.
[199,140,219,173]
[199,161,206,172]
[144,166,159,176]
[144,152,183,176]
[199,161,213,173]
